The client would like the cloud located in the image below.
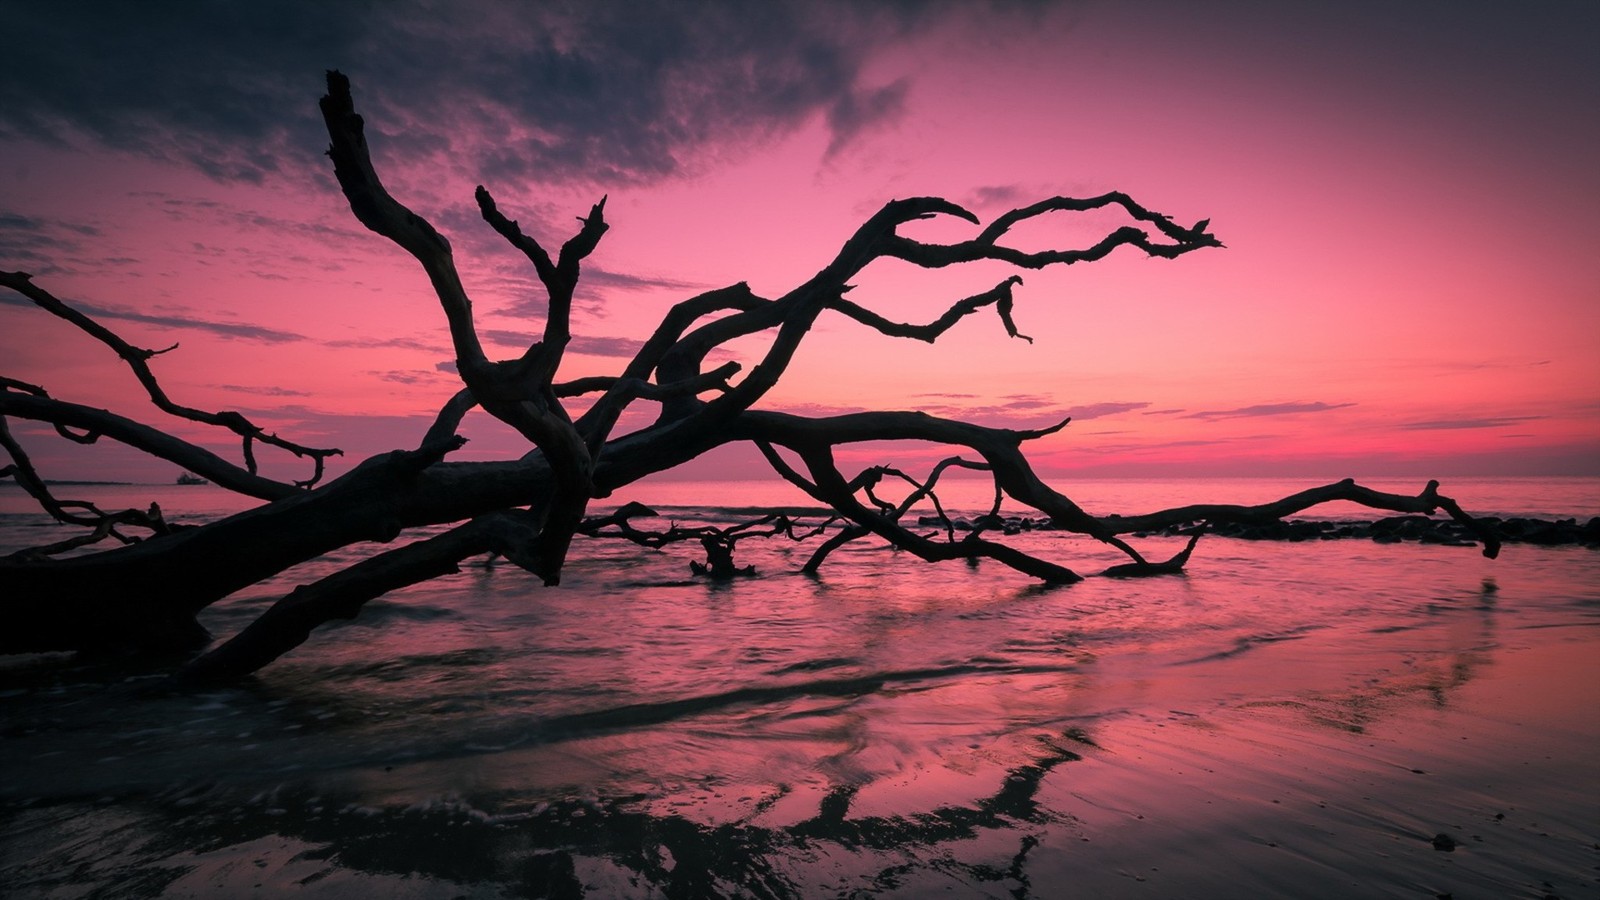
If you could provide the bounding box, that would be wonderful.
[571,335,648,358]
[0,213,105,274]
[1182,401,1355,420]
[965,185,1029,209]
[217,384,313,398]
[325,335,449,353]
[0,212,99,239]
[1060,401,1151,420]
[1399,415,1548,430]
[581,265,707,293]
[761,401,872,418]
[1070,437,1235,456]
[371,370,450,386]
[0,1,1005,187]
[480,328,646,359]
[986,397,1150,420]
[0,293,307,344]
[489,265,709,320]
[823,79,911,159]
[995,395,1055,411]
[904,394,1149,430]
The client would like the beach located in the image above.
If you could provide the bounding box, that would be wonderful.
[1,479,1596,897]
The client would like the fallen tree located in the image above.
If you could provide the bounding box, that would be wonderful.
[0,72,1500,682]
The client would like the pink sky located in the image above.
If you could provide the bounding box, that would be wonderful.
[2,2,1596,484]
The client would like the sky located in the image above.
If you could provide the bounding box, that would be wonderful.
[2,0,1597,487]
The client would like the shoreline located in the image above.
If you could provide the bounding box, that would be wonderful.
[1020,626,1599,899]
[2,585,1594,897]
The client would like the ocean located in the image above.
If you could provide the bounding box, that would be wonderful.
[2,476,1596,897]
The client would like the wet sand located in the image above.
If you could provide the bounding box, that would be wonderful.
[2,538,1597,898]
[5,634,1594,898]
[1018,631,1599,899]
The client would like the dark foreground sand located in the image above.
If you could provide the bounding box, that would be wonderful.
[3,525,1597,900]
[3,630,1594,899]
[1017,633,1599,899]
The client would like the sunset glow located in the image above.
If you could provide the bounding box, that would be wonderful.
[2,2,1595,484]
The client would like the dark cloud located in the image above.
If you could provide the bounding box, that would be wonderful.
[1060,401,1151,420]
[371,370,449,386]
[0,213,99,238]
[0,1,995,187]
[823,79,911,159]
[146,194,370,245]
[761,401,871,419]
[581,266,707,293]
[995,396,1054,411]
[480,329,538,351]
[217,384,313,397]
[1072,437,1234,456]
[484,264,708,321]
[0,294,307,344]
[570,335,648,358]
[965,185,1029,209]
[325,335,448,353]
[1182,401,1355,420]
[480,328,646,359]
[1399,415,1547,431]
[906,395,1148,428]
[0,213,104,274]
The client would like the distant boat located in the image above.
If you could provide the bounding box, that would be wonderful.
[175,472,208,486]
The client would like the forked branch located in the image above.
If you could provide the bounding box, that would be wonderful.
[0,272,341,486]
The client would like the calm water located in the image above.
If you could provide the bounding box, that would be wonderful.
[2,477,1597,897]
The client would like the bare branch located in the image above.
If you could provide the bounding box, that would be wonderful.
[1101,533,1202,577]
[322,70,596,584]
[977,192,1221,248]
[0,272,342,485]
[0,414,170,551]
[177,513,514,684]
[792,442,1084,584]
[1103,478,1501,559]
[559,362,741,402]
[475,187,608,383]
[0,391,299,500]
[828,276,1032,343]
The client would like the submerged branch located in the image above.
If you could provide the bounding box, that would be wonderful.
[1097,478,1501,559]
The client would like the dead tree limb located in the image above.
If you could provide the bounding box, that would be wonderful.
[1098,478,1500,558]
[322,70,602,584]
[0,271,341,486]
[0,71,1509,683]
[178,509,539,684]
[0,390,300,500]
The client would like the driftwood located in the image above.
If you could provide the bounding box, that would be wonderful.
[0,72,1500,682]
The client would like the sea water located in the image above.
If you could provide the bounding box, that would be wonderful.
[1,476,1596,897]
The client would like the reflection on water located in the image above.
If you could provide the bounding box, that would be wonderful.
[2,491,1598,897]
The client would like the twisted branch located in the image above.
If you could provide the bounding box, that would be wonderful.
[0,272,341,485]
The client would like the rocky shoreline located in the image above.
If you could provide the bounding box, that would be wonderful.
[920,514,1600,549]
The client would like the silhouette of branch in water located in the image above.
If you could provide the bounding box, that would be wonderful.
[576,501,837,577]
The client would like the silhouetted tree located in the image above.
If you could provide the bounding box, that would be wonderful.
[0,73,1500,681]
